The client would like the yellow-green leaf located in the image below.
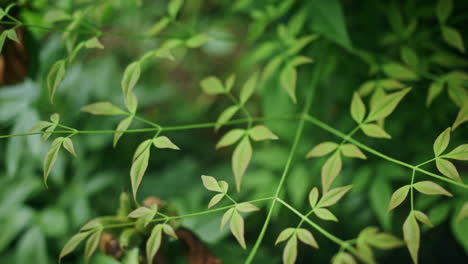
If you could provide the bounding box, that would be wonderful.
[147,17,170,36]
[81,102,126,115]
[318,185,352,208]
[59,231,92,261]
[186,33,210,48]
[163,224,178,239]
[351,92,366,123]
[456,202,468,222]
[283,235,298,264]
[340,144,366,159]
[435,158,462,182]
[444,144,468,160]
[306,142,338,158]
[146,225,163,264]
[248,125,278,141]
[453,104,468,130]
[236,202,259,213]
[130,148,150,199]
[275,228,295,245]
[84,229,102,261]
[232,137,252,191]
[215,105,239,131]
[167,0,183,18]
[361,123,391,139]
[297,228,318,248]
[47,60,66,103]
[200,76,225,95]
[403,213,419,264]
[84,37,104,49]
[382,63,419,80]
[413,181,453,197]
[153,136,179,150]
[240,72,259,105]
[201,175,222,192]
[436,0,452,23]
[132,140,152,162]
[426,81,444,106]
[216,129,245,149]
[63,138,76,156]
[113,116,133,147]
[367,88,411,122]
[208,193,224,208]
[280,65,297,103]
[44,137,64,186]
[308,187,319,208]
[433,127,451,156]
[414,210,433,227]
[221,208,234,231]
[230,210,246,249]
[29,121,52,133]
[121,62,141,101]
[314,208,338,222]
[387,185,410,211]
[321,152,342,193]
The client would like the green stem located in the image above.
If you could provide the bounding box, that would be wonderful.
[101,197,274,230]
[131,114,161,129]
[304,114,468,189]
[410,168,416,211]
[245,67,320,264]
[226,92,253,128]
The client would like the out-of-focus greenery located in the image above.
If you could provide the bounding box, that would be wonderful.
[0,0,467,263]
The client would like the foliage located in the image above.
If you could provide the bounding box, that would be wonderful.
[0,0,467,263]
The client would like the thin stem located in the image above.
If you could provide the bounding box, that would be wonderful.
[296,209,314,228]
[304,114,468,189]
[131,114,161,129]
[226,92,253,128]
[225,194,238,204]
[410,168,416,211]
[101,197,274,230]
[246,67,320,264]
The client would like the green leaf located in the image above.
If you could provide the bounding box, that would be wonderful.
[201,175,222,192]
[314,208,338,222]
[290,56,314,67]
[400,46,419,68]
[387,185,410,212]
[308,187,319,208]
[163,224,178,239]
[297,228,318,248]
[236,202,259,213]
[62,138,76,156]
[332,252,356,264]
[128,206,157,227]
[0,31,6,52]
[436,158,462,182]
[42,124,58,142]
[200,76,225,95]
[280,65,297,103]
[317,185,352,208]
[153,136,179,150]
[230,210,246,249]
[132,140,152,162]
[220,208,234,231]
[453,104,468,130]
[50,113,60,123]
[232,137,252,191]
[186,33,210,48]
[6,29,19,43]
[146,225,162,264]
[208,193,224,208]
[414,210,434,227]
[47,60,67,103]
[351,92,366,123]
[444,144,468,160]
[44,137,64,186]
[248,125,278,141]
[114,116,133,147]
[81,102,126,115]
[403,213,419,264]
[382,63,419,80]
[80,220,102,231]
[225,74,236,92]
[283,235,298,264]
[216,129,245,149]
[436,0,453,23]
[215,105,239,131]
[366,233,403,249]
[125,92,139,114]
[147,17,170,36]
[367,88,411,122]
[262,56,283,81]
[340,144,366,159]
[413,181,453,197]
[361,124,391,139]
[306,142,338,158]
[276,228,295,245]
[84,37,104,49]
[442,26,465,53]
[29,121,52,133]
[84,229,102,261]
[426,81,445,106]
[130,147,150,199]
[121,62,141,101]
[321,151,342,193]
[456,202,468,222]
[168,0,183,18]
[59,231,92,261]
[240,72,259,105]
[433,127,451,156]
[307,0,352,49]
[286,34,318,55]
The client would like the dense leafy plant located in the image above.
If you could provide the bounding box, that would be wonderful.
[0,0,467,263]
